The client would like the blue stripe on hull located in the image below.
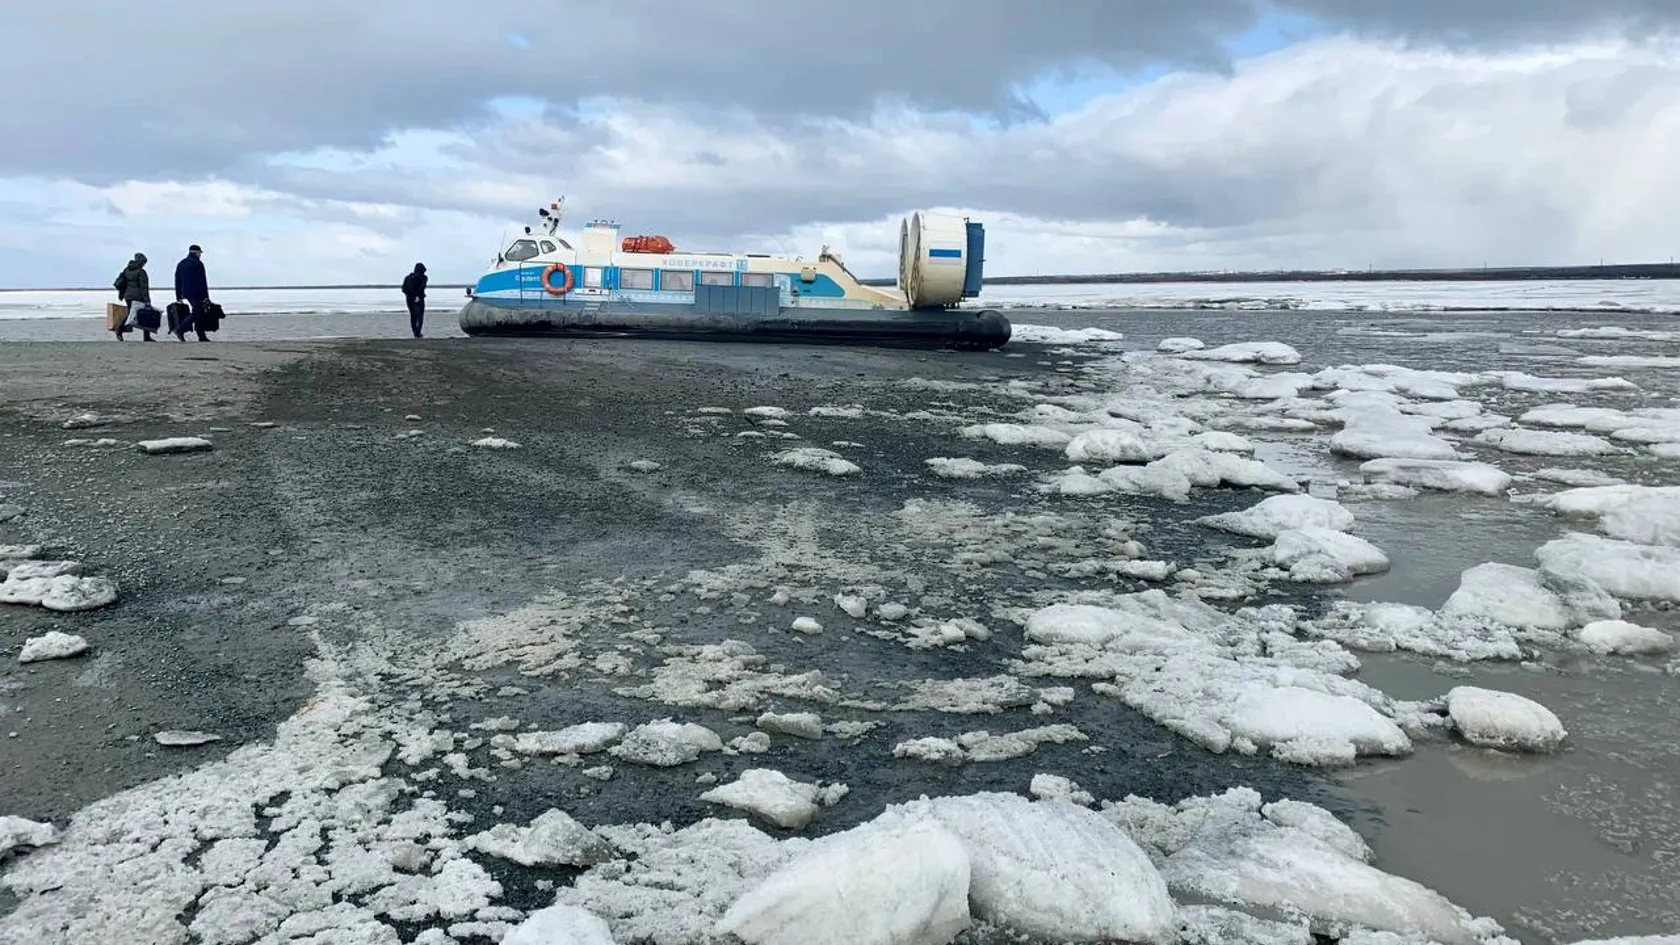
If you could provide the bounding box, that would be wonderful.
[928,248,962,258]
[457,298,1011,351]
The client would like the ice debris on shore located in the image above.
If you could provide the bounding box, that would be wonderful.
[0,817,59,861]
[471,436,522,450]
[134,436,213,455]
[699,769,848,830]
[0,571,119,612]
[771,447,860,476]
[18,632,89,663]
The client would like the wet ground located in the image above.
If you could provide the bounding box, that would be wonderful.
[2,306,1679,944]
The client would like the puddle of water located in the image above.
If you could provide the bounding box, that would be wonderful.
[1320,489,1680,942]
[1342,656,1680,944]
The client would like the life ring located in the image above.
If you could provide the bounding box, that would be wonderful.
[541,262,574,296]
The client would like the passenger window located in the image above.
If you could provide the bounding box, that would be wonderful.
[660,270,694,291]
[698,271,734,286]
[740,272,773,287]
[505,239,540,262]
[620,268,655,290]
[584,267,604,288]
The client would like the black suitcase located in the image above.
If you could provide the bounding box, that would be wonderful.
[166,302,188,333]
[134,305,162,331]
[201,301,225,333]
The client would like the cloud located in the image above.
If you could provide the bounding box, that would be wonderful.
[2,5,1679,288]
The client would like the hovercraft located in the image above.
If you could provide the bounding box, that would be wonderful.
[457,199,1010,350]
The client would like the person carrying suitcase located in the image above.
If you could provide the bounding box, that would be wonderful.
[112,253,158,341]
[401,262,428,338]
[173,244,213,342]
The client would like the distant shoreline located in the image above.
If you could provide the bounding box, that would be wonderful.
[6,262,1680,293]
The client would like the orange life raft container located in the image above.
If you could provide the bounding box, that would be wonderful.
[621,235,675,254]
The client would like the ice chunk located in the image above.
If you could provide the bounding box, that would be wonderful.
[772,448,859,476]
[1534,468,1624,488]
[0,816,59,859]
[1224,686,1412,766]
[1359,458,1512,496]
[17,632,89,663]
[960,423,1072,448]
[0,544,44,561]
[514,722,627,756]
[1199,495,1355,539]
[1157,337,1205,353]
[1445,686,1567,752]
[1441,562,1619,631]
[1010,324,1124,345]
[893,726,1086,765]
[1155,791,1484,945]
[134,436,213,455]
[1597,495,1680,548]
[1029,774,1096,807]
[700,769,830,830]
[153,730,221,747]
[744,406,791,419]
[716,819,971,945]
[504,904,618,945]
[1065,429,1161,464]
[1268,528,1391,583]
[924,457,1026,479]
[757,712,824,740]
[1577,620,1674,656]
[627,459,662,472]
[891,793,1176,944]
[1,561,81,580]
[0,574,120,612]
[790,616,823,634]
[1023,603,1208,650]
[1302,600,1523,662]
[1474,428,1620,456]
[1536,533,1680,602]
[1180,342,1302,365]
[466,809,612,867]
[609,720,724,766]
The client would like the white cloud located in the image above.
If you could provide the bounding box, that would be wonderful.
[3,34,1679,287]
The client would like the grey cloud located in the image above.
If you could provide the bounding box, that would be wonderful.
[1280,0,1680,45]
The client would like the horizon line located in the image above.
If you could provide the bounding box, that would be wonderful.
[5,260,1680,293]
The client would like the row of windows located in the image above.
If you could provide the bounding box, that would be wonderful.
[618,268,775,291]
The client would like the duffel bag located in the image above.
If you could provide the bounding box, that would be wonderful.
[135,305,162,331]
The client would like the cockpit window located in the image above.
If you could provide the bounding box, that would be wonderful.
[539,240,557,254]
[556,238,574,251]
[505,239,540,262]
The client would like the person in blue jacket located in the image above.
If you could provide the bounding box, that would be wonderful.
[173,244,212,342]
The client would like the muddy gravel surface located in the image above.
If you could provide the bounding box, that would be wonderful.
[0,337,1338,833]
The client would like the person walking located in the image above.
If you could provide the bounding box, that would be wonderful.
[173,244,212,342]
[401,262,428,338]
[112,253,157,341]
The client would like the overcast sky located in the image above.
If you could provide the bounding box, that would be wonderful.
[2,1,1676,287]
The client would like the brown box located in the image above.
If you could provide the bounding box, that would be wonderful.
[106,302,125,331]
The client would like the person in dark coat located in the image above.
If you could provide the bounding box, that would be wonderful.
[173,244,212,342]
[112,253,157,341]
[401,262,428,338]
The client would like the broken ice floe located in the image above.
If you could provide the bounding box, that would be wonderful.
[134,436,213,455]
[1443,686,1567,753]
[154,730,222,747]
[0,817,59,861]
[471,436,522,450]
[1198,494,1356,539]
[0,570,120,612]
[17,632,89,663]
[699,769,849,830]
[608,719,724,767]
[771,447,859,476]
[1108,787,1509,945]
[1015,590,1422,766]
[924,457,1026,479]
[1359,458,1512,496]
[892,725,1086,765]
[465,809,612,867]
